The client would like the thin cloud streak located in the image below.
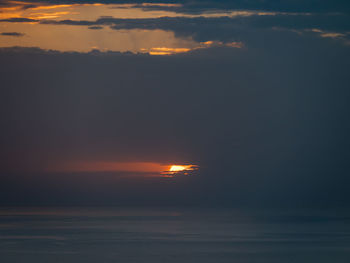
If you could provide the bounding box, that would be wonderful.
[0,31,24,36]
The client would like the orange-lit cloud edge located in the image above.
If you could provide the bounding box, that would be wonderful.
[3,0,310,56]
[141,41,244,55]
[4,2,339,54]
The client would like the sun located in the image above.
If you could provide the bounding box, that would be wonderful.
[169,165,191,172]
[161,164,199,177]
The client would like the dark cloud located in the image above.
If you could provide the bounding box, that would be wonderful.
[0,32,25,37]
[0,13,339,45]
[6,0,350,13]
[88,26,104,30]
[0,17,38,23]
[127,1,350,15]
[35,14,350,32]
[36,15,350,45]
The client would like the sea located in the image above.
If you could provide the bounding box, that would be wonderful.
[0,207,349,262]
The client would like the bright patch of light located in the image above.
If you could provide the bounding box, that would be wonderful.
[169,165,192,172]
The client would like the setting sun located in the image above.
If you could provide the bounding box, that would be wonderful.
[163,164,199,177]
[169,165,192,172]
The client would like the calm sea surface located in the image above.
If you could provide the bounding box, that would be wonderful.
[0,207,349,262]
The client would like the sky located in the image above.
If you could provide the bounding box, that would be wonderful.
[0,0,350,207]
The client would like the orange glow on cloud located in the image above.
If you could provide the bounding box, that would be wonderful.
[29,4,74,11]
[29,12,70,20]
[46,161,198,178]
[139,3,182,7]
[0,1,278,22]
[145,47,192,55]
[142,42,243,55]
[0,1,244,54]
[56,161,168,173]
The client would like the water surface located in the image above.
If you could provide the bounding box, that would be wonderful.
[0,207,349,262]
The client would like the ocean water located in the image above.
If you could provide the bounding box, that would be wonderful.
[0,207,349,263]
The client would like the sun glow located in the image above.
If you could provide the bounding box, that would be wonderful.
[169,165,192,172]
[44,160,198,178]
[162,164,199,177]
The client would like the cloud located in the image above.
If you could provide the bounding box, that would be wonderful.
[1,1,349,48]
[0,17,38,23]
[35,13,349,31]
[88,26,103,30]
[0,32,25,37]
[4,13,347,45]
[4,0,350,13]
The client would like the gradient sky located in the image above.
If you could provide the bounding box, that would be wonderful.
[0,0,349,207]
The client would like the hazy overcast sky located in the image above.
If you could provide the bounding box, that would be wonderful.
[0,0,349,207]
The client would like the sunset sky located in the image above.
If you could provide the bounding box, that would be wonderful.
[0,0,350,207]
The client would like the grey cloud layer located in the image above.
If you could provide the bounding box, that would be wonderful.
[2,14,349,44]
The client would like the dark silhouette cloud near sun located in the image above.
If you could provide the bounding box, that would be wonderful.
[0,0,349,207]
